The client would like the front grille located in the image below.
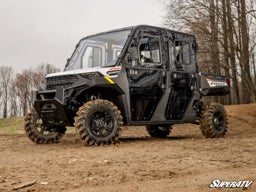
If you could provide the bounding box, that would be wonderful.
[46,75,78,90]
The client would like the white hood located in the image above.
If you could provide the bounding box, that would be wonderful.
[46,66,122,78]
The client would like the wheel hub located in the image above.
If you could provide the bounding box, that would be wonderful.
[213,112,224,131]
[90,111,114,138]
[213,118,220,125]
[95,119,105,129]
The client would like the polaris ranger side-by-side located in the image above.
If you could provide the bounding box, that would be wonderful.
[24,25,230,145]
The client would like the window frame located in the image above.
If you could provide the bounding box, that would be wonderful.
[138,34,162,67]
[168,38,197,73]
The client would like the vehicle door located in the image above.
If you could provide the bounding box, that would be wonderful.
[165,34,198,120]
[126,30,168,121]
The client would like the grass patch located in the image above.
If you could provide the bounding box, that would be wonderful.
[0,117,25,134]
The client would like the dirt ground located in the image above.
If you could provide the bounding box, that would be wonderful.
[0,104,256,192]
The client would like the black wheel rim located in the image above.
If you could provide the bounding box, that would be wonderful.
[213,111,225,132]
[89,110,115,138]
[35,117,56,135]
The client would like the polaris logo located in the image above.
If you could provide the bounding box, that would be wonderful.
[209,180,253,188]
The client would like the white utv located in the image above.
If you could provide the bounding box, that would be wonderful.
[24,25,230,145]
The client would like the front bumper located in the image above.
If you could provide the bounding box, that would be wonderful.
[34,88,67,127]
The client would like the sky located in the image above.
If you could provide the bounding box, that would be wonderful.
[0,0,165,73]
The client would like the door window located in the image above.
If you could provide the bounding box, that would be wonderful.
[139,36,161,66]
[169,40,196,72]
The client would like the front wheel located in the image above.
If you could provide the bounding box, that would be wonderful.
[199,103,228,138]
[24,108,66,144]
[74,99,123,146]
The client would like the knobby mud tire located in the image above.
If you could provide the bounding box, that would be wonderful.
[74,99,123,146]
[24,108,66,144]
[199,103,228,138]
[146,125,171,138]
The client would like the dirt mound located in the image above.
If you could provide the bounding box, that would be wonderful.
[226,104,256,127]
[0,104,255,192]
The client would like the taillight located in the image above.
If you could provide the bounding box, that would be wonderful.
[226,79,231,87]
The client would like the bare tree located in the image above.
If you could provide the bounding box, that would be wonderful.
[13,69,34,116]
[226,0,240,104]
[9,80,18,117]
[0,66,13,118]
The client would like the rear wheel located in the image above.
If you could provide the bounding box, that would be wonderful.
[74,99,123,146]
[146,125,171,138]
[199,103,228,138]
[24,108,66,144]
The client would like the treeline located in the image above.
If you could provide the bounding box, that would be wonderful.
[163,0,256,104]
[0,64,59,118]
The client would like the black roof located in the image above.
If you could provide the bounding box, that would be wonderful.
[80,25,195,41]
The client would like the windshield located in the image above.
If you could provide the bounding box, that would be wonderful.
[64,29,131,71]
